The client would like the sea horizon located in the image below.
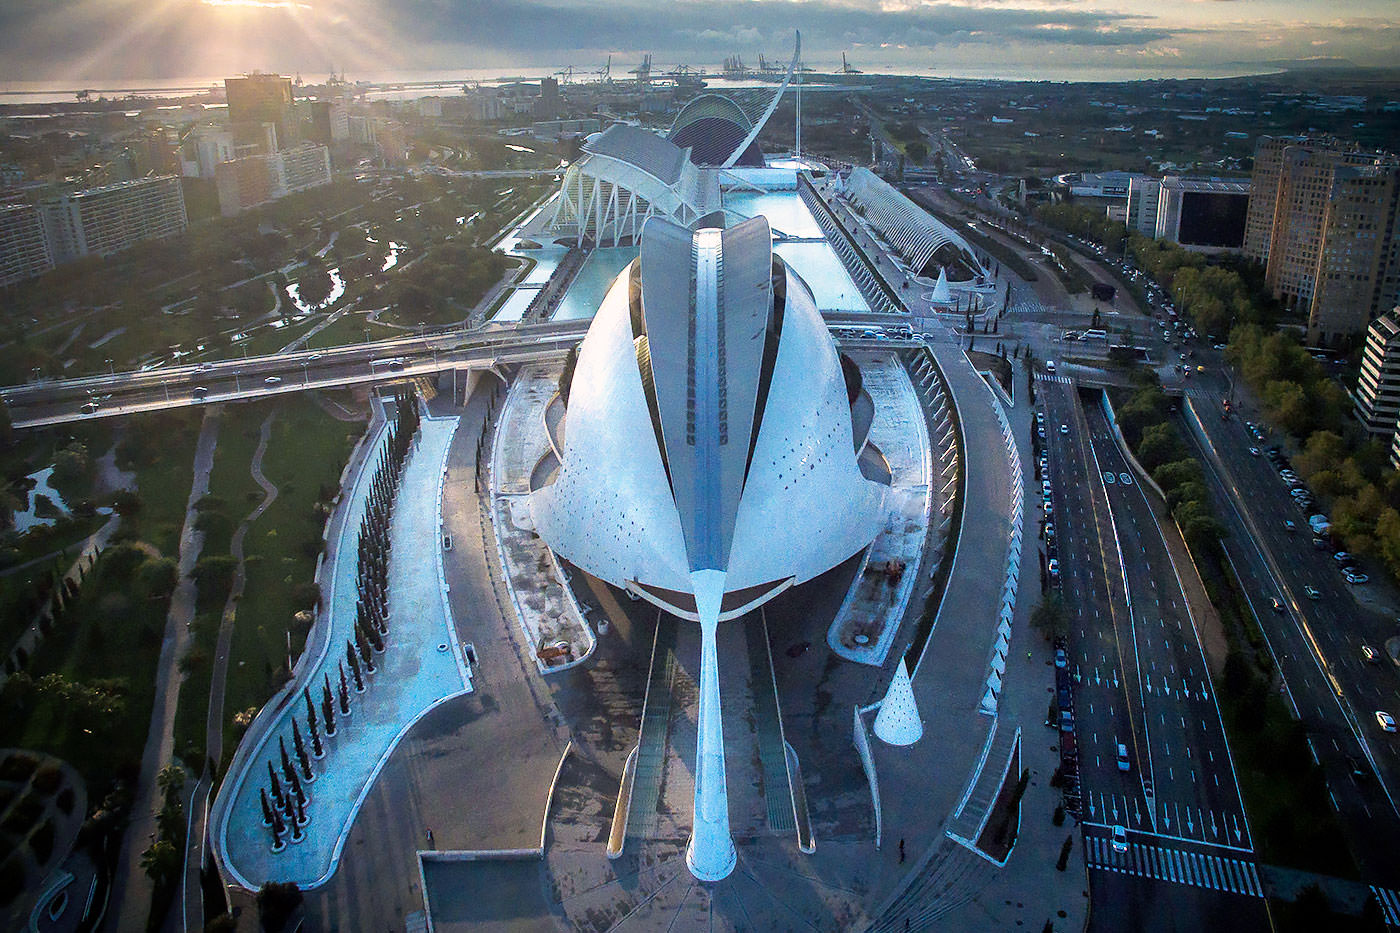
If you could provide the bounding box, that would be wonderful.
[0,61,1297,107]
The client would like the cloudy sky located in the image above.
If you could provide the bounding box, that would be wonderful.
[1,0,1397,83]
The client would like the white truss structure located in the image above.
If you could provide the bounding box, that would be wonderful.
[546,124,719,247]
[843,167,986,278]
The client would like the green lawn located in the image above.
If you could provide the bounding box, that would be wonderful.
[306,312,405,350]
[170,402,269,765]
[219,395,362,763]
[116,410,203,559]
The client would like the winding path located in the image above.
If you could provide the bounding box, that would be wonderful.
[181,410,280,931]
[108,408,220,932]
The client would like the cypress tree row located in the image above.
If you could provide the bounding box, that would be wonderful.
[258,388,424,851]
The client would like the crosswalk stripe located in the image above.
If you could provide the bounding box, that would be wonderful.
[1371,886,1400,924]
[1087,835,1267,898]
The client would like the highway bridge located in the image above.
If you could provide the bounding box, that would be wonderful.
[1,311,913,430]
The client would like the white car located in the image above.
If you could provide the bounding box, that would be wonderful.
[1111,824,1128,853]
[263,376,282,386]
[1377,711,1396,733]
[1060,424,1069,435]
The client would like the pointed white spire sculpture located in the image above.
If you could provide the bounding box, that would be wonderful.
[930,266,952,306]
[874,658,923,746]
[685,570,737,882]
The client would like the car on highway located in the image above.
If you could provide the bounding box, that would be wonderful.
[1060,424,1069,435]
[1270,597,1284,613]
[1361,645,1379,664]
[1377,711,1396,733]
[80,401,99,414]
[263,376,282,387]
[1304,585,1320,600]
[192,386,208,401]
[1045,522,1055,539]
[1046,361,1057,374]
[1249,447,1260,457]
[1284,520,1296,532]
[1111,824,1128,853]
[1055,647,1068,669]
[1116,743,1130,772]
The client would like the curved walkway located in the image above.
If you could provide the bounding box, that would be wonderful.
[109,409,220,932]
[181,409,280,931]
[212,411,471,890]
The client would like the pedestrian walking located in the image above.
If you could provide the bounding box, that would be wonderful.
[898,838,906,864]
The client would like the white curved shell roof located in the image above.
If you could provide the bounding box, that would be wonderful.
[530,216,886,621]
[844,167,982,274]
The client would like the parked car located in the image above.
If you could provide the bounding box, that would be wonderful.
[263,375,281,386]
[1304,585,1320,600]
[1048,558,1060,578]
[1361,645,1379,664]
[1055,647,1068,669]
[1060,424,1069,435]
[1376,711,1396,733]
[1345,571,1369,585]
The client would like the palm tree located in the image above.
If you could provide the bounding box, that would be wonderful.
[140,839,180,885]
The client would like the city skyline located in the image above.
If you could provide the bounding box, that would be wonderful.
[1,0,1398,83]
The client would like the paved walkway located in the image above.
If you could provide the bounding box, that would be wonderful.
[489,363,592,667]
[214,411,471,889]
[827,353,937,666]
[180,408,281,931]
[109,408,220,932]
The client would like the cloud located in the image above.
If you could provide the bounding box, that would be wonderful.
[0,0,1395,80]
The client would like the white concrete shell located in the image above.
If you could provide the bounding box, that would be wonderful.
[530,215,887,623]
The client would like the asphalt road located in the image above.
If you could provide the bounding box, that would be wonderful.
[1182,394,1400,883]
[1039,378,1268,932]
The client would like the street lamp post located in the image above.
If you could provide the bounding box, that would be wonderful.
[161,379,170,403]
[234,371,242,393]
[301,360,310,385]
[105,358,115,375]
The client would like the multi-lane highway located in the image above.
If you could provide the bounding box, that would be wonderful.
[1039,376,1268,931]
[1183,396,1400,882]
[2,311,914,430]
[0,319,594,428]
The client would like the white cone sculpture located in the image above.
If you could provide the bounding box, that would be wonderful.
[685,570,737,882]
[874,658,923,746]
[930,267,952,306]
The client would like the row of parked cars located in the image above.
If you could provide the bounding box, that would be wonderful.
[1036,409,1063,582]
[1258,436,1371,586]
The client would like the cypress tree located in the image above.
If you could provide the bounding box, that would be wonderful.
[346,641,364,690]
[322,675,337,735]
